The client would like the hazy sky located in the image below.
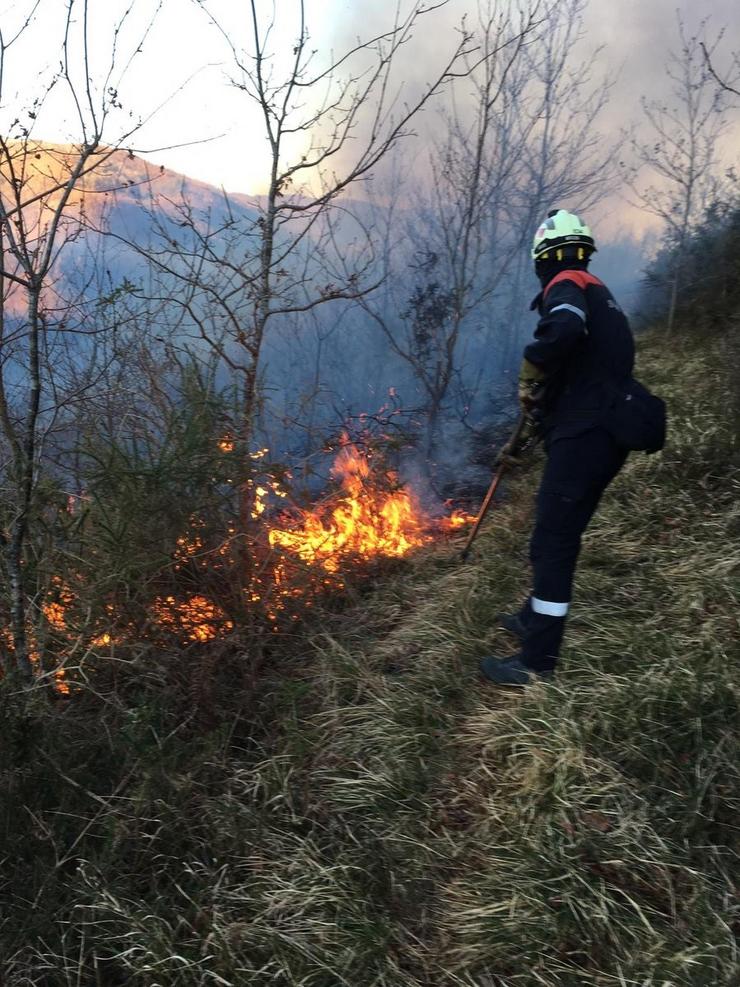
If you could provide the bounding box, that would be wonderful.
[584,0,740,123]
[1,0,738,212]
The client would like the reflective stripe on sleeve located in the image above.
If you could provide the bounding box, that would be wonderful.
[550,303,586,321]
[531,597,569,617]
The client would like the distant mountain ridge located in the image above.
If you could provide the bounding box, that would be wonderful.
[0,141,266,315]
[1,140,260,218]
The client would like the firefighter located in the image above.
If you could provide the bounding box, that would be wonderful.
[480,208,635,686]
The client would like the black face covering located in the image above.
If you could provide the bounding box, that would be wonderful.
[534,255,590,288]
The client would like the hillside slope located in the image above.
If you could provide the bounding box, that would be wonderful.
[1,327,738,985]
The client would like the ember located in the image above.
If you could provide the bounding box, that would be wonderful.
[151,594,234,642]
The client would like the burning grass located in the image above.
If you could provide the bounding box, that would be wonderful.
[269,434,429,570]
[8,433,472,682]
[1,329,738,985]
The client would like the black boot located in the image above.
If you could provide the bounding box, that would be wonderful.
[497,613,526,638]
[496,602,531,641]
[520,610,565,674]
[480,653,554,686]
[480,607,564,686]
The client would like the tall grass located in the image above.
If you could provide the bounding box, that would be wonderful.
[1,331,738,985]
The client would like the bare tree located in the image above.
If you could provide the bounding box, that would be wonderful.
[0,1,164,678]
[627,17,732,334]
[408,0,541,461]
[357,1,542,469]
[360,0,616,474]
[125,0,477,556]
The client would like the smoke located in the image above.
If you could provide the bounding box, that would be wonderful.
[19,0,740,495]
[325,0,740,132]
[321,1,740,233]
[584,0,740,121]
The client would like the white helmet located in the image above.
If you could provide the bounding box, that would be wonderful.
[531,208,596,261]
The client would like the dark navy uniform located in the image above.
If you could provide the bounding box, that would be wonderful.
[520,269,634,671]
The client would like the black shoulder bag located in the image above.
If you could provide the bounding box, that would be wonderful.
[604,378,667,454]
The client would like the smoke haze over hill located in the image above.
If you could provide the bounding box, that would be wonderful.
[1,0,738,514]
[0,139,650,507]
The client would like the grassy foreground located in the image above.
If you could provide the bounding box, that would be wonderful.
[1,328,739,986]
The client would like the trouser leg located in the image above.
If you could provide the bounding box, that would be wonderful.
[522,429,627,672]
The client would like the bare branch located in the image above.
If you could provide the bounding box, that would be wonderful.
[700,40,740,97]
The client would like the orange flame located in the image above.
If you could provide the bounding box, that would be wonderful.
[267,437,428,572]
[6,436,472,691]
[151,594,234,642]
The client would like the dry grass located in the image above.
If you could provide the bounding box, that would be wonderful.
[1,331,738,986]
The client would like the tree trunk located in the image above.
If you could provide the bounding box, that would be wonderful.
[6,287,42,680]
[666,246,684,335]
